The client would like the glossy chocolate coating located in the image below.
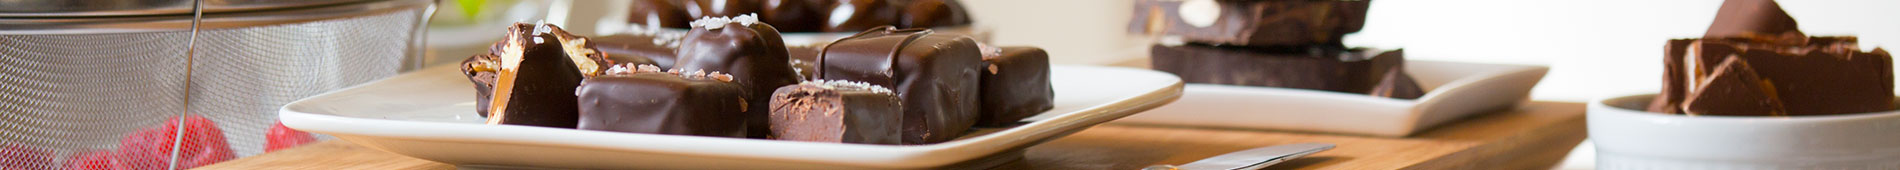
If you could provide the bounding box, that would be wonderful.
[1681,57,1787,116]
[822,0,900,32]
[482,23,611,128]
[684,0,764,19]
[761,0,829,32]
[595,33,685,69]
[769,80,904,144]
[674,18,802,138]
[900,0,971,29]
[819,26,982,144]
[577,69,749,137]
[629,0,693,28]
[1705,0,1803,43]
[975,47,1054,126]
[1151,45,1418,97]
[1129,0,1371,46]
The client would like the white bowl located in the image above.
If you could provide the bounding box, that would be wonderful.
[1588,94,1900,169]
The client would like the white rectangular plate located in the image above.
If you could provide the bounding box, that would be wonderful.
[1113,60,1547,137]
[279,65,1182,169]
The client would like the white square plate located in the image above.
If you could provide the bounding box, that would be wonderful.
[279,65,1182,169]
[1114,60,1547,137]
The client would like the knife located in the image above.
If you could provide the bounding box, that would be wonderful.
[1142,143,1336,170]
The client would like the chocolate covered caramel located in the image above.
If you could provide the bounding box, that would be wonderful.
[674,14,803,137]
[578,64,750,137]
[818,26,982,144]
[463,23,611,128]
[769,80,904,144]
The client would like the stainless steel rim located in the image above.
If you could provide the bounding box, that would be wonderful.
[0,0,433,35]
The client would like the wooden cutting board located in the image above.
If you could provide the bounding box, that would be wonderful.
[200,101,1585,170]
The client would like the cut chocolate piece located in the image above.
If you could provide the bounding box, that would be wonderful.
[769,80,903,144]
[901,0,972,29]
[483,23,610,128]
[975,47,1055,126]
[578,65,750,137]
[1648,39,1698,114]
[629,0,693,28]
[674,15,803,138]
[760,0,828,32]
[1682,38,1893,115]
[822,0,900,32]
[460,55,500,117]
[595,31,686,69]
[819,26,983,144]
[1705,0,1804,43]
[1681,57,1786,116]
[1129,0,1371,46]
[1367,50,1424,99]
[1150,44,1408,94]
[683,0,762,19]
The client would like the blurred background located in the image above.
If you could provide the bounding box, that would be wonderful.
[418,0,1896,169]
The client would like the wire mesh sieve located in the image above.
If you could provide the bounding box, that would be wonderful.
[0,0,432,169]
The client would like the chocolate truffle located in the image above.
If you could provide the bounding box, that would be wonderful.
[577,64,750,137]
[822,0,900,32]
[819,26,982,144]
[900,0,972,29]
[975,47,1055,126]
[594,31,686,69]
[769,80,903,144]
[628,0,693,28]
[760,0,828,32]
[674,14,803,138]
[683,0,763,19]
[477,23,610,128]
[1129,0,1371,47]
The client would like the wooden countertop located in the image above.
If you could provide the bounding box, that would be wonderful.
[200,101,1586,170]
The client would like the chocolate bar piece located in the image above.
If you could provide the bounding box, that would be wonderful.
[595,32,686,69]
[577,65,750,137]
[1367,50,1424,99]
[629,0,693,28]
[1649,0,1894,116]
[459,56,499,117]
[1678,38,1892,115]
[1648,39,1698,113]
[1681,57,1786,116]
[1151,45,1421,98]
[819,26,982,144]
[769,80,904,144]
[476,23,610,128]
[901,0,972,29]
[674,15,803,138]
[975,47,1055,126]
[822,0,900,32]
[1129,0,1371,46]
[683,0,762,19]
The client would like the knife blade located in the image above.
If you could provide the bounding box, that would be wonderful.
[1143,143,1336,170]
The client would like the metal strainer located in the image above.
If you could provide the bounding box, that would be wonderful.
[0,0,433,169]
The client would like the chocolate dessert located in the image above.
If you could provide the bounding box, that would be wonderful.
[461,23,611,128]
[1129,0,1371,47]
[1649,0,1894,116]
[976,47,1056,126]
[624,0,973,32]
[819,26,982,144]
[769,80,904,144]
[673,14,803,137]
[577,64,750,137]
[1150,45,1422,99]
